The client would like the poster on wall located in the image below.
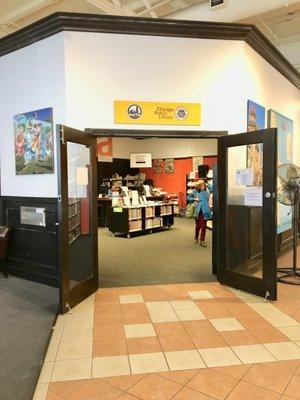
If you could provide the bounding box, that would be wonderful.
[268,109,293,234]
[14,107,54,175]
[153,159,164,173]
[97,137,113,162]
[165,159,175,173]
[246,100,265,186]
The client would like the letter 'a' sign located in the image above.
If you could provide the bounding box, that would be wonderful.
[114,101,201,126]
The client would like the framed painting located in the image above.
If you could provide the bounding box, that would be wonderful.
[247,100,265,186]
[14,107,54,175]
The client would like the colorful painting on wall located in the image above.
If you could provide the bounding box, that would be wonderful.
[268,109,293,234]
[153,159,164,173]
[165,158,175,173]
[14,107,54,175]
[247,100,266,186]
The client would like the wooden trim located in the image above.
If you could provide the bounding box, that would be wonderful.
[85,128,227,138]
[0,12,298,90]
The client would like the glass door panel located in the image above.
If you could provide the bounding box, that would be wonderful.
[218,129,277,300]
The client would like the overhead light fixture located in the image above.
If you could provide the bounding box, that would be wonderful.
[210,0,226,9]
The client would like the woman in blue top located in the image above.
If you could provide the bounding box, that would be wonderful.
[187,179,212,247]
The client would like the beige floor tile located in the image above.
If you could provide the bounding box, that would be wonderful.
[51,326,63,344]
[263,341,300,361]
[231,344,276,364]
[146,301,172,311]
[198,347,241,367]
[165,350,206,371]
[38,361,54,383]
[295,341,300,347]
[119,294,144,304]
[124,323,156,339]
[129,352,169,374]
[176,309,206,321]
[32,383,49,400]
[210,318,245,332]
[188,290,214,300]
[64,314,94,329]
[279,326,300,341]
[149,310,179,323]
[71,300,94,316]
[61,326,93,343]
[170,300,199,311]
[51,358,92,382]
[45,342,59,362]
[57,340,92,360]
[264,314,300,328]
[92,355,130,378]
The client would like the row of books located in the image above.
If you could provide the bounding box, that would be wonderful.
[129,220,143,232]
[69,214,80,231]
[145,206,155,218]
[128,208,142,220]
[160,205,172,215]
[145,217,163,229]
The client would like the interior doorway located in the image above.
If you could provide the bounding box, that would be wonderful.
[86,129,226,289]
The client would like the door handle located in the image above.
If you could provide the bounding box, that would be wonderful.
[264,192,271,198]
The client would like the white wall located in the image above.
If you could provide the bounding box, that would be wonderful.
[112,138,217,159]
[0,33,66,197]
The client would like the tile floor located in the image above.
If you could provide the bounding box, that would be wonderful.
[33,282,300,400]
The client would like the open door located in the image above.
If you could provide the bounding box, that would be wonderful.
[57,125,98,313]
[218,129,277,300]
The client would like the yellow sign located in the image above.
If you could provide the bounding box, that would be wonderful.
[114,101,201,126]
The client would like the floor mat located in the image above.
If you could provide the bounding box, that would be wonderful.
[0,275,58,400]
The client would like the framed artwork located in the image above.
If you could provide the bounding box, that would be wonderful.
[246,100,265,186]
[153,159,164,173]
[268,109,293,234]
[14,107,54,175]
[165,158,175,173]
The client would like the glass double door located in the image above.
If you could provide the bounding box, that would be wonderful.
[57,126,98,313]
[217,128,277,300]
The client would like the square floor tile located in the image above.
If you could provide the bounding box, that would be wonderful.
[93,338,127,357]
[119,294,144,304]
[263,341,300,361]
[149,310,179,323]
[170,300,199,311]
[284,375,300,399]
[279,326,300,341]
[128,374,181,400]
[210,318,245,332]
[159,333,195,352]
[198,347,241,368]
[124,323,156,339]
[129,352,169,374]
[188,290,213,300]
[127,337,162,354]
[263,314,299,328]
[220,330,258,347]
[92,355,130,378]
[231,344,276,364]
[61,326,93,343]
[176,309,206,321]
[146,301,172,311]
[165,350,206,371]
[45,342,59,362]
[226,381,281,400]
[56,340,92,360]
[51,358,92,382]
[187,368,239,400]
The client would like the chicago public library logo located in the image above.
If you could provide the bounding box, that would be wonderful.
[127,104,142,119]
[175,106,188,121]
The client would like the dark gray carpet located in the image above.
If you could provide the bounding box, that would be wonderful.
[0,276,58,400]
[99,217,216,287]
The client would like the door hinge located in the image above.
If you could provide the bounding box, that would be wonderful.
[60,126,65,144]
[264,290,270,302]
[66,302,73,314]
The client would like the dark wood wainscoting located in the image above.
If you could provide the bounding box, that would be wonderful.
[0,196,59,286]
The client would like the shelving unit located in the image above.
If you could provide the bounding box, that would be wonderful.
[68,198,81,244]
[108,203,176,238]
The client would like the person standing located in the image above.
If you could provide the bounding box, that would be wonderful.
[187,180,212,247]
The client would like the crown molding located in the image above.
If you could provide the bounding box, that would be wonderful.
[0,12,299,89]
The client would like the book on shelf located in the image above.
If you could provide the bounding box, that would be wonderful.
[128,208,142,220]
[129,220,142,232]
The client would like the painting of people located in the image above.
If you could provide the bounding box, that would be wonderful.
[14,107,54,175]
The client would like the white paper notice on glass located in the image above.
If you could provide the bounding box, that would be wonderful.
[76,167,88,185]
[244,187,263,206]
[236,169,253,186]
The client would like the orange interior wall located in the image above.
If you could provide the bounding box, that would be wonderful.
[143,158,193,208]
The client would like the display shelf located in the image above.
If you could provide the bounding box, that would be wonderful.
[108,203,176,237]
[68,198,81,244]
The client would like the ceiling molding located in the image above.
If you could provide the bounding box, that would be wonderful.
[0,12,299,89]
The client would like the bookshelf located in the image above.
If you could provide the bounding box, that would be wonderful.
[68,198,81,244]
[108,203,177,238]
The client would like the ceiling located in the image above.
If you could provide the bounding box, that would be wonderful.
[0,0,299,73]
